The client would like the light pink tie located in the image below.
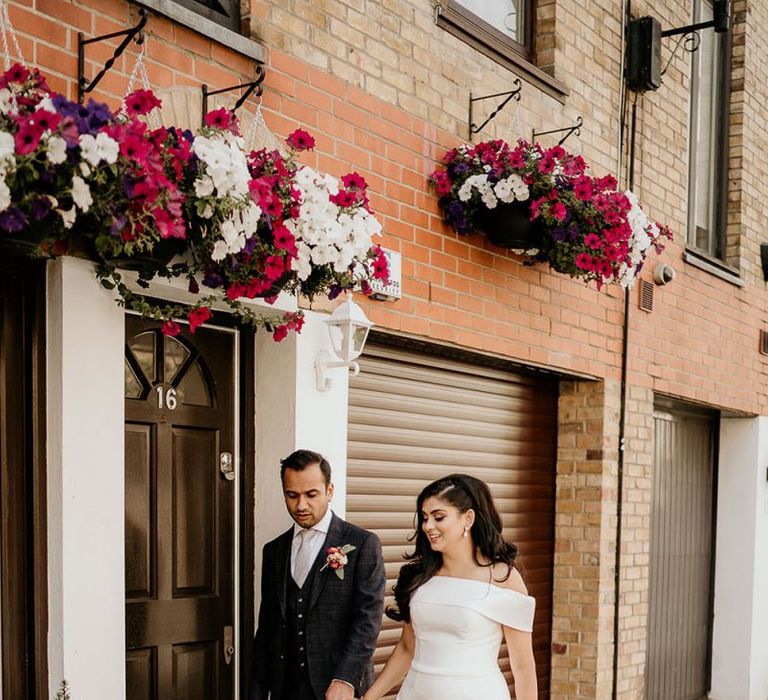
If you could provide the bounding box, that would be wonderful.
[293,528,314,587]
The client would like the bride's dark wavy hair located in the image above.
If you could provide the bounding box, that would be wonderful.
[386,473,519,623]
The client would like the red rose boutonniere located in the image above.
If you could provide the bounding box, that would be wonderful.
[320,544,356,580]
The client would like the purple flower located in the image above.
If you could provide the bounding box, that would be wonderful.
[30,197,52,221]
[52,94,80,119]
[0,207,27,232]
[202,272,223,289]
[84,99,111,131]
[188,276,200,294]
[568,223,580,241]
[327,285,343,301]
[448,162,469,178]
[110,216,127,236]
[242,237,259,255]
[553,226,567,242]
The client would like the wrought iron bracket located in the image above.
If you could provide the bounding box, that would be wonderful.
[531,115,583,146]
[77,7,149,104]
[201,65,266,127]
[661,19,720,38]
[468,79,521,140]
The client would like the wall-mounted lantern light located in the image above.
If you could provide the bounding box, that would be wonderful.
[315,296,374,391]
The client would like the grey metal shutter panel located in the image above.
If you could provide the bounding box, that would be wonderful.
[347,344,557,698]
[646,405,716,700]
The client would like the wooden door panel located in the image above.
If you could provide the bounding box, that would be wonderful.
[126,648,155,700]
[126,424,154,599]
[173,642,219,700]
[172,427,218,596]
[125,318,234,700]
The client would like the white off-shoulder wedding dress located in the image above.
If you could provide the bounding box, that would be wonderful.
[396,576,536,700]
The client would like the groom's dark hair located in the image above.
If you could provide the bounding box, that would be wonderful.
[280,449,332,485]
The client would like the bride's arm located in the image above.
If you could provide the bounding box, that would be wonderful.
[362,623,415,700]
[503,626,537,700]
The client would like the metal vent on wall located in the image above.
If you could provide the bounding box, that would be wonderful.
[639,279,654,312]
[760,329,768,355]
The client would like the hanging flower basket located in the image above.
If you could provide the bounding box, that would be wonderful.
[0,59,389,340]
[430,139,673,289]
[475,199,545,250]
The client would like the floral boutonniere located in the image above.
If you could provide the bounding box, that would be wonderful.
[320,544,356,580]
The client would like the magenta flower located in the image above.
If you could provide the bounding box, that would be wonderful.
[584,233,602,250]
[14,121,44,155]
[125,89,162,117]
[204,108,233,131]
[286,128,315,151]
[342,172,367,190]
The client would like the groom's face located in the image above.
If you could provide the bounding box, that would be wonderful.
[282,462,334,528]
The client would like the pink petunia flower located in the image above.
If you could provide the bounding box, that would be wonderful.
[125,89,162,117]
[573,175,594,201]
[342,172,367,190]
[264,255,286,281]
[584,233,602,250]
[204,108,233,131]
[286,128,315,151]
[14,121,44,155]
[550,201,567,221]
[161,320,181,337]
[188,306,212,334]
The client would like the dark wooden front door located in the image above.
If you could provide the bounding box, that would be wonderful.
[125,316,235,700]
[0,258,47,700]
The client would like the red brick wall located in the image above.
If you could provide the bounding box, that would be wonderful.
[15,1,768,697]
[14,0,767,415]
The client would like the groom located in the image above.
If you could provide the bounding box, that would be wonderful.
[250,449,386,700]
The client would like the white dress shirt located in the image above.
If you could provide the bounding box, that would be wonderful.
[290,507,333,583]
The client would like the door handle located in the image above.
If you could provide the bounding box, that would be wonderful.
[224,625,234,665]
[220,452,235,481]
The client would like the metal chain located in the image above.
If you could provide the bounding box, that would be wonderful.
[243,100,283,153]
[0,0,24,70]
[122,40,162,128]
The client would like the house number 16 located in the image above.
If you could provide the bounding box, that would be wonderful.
[156,385,178,411]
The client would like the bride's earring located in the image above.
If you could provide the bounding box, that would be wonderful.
[463,525,469,538]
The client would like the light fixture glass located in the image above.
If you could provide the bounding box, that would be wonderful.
[316,296,374,391]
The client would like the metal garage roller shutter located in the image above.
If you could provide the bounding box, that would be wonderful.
[347,343,557,699]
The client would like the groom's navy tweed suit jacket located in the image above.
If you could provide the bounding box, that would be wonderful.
[249,513,386,699]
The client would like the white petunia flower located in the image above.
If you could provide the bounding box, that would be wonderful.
[46,135,67,164]
[71,175,92,212]
[0,178,10,212]
[0,131,15,161]
[59,206,77,229]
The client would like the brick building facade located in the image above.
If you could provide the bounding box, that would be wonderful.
[2,0,767,699]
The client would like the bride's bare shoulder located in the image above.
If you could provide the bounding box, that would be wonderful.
[490,563,528,595]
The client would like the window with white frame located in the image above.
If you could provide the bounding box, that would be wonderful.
[687,0,731,260]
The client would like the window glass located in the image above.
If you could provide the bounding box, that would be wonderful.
[129,332,156,384]
[458,0,525,43]
[125,361,143,399]
[177,362,212,407]
[688,0,728,259]
[164,336,191,385]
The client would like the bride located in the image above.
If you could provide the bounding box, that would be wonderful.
[362,474,538,700]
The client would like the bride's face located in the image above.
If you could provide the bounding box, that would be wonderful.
[421,496,473,553]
